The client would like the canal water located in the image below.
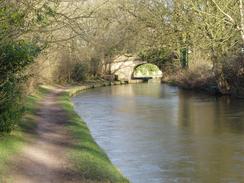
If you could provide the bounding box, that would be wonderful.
[72,83,244,183]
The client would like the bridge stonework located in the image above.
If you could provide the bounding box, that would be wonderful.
[110,55,147,81]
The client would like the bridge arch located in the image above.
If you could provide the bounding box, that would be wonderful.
[132,63,162,80]
[110,55,162,82]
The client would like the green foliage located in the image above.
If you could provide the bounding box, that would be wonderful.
[0,4,24,41]
[71,62,89,82]
[134,64,160,76]
[0,86,48,181]
[0,41,40,76]
[0,0,56,133]
[0,41,41,132]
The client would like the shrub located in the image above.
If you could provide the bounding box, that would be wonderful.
[0,41,40,132]
[221,54,244,95]
[0,79,22,132]
[71,62,89,82]
[164,65,216,90]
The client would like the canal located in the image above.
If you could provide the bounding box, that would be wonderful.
[72,83,244,183]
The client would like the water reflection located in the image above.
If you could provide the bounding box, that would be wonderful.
[73,84,244,183]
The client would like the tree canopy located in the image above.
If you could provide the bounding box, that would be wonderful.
[1,0,244,132]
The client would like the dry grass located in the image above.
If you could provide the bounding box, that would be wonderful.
[163,64,218,92]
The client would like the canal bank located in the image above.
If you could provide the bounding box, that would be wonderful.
[2,82,129,183]
[60,81,130,182]
[161,75,222,96]
[161,69,244,98]
[72,83,244,183]
[3,81,244,183]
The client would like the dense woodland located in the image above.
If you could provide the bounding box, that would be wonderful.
[1,0,244,132]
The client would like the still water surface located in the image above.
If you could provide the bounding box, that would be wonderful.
[73,84,244,183]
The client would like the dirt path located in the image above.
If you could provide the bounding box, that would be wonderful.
[5,90,83,183]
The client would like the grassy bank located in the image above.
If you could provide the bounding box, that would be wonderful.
[0,86,49,180]
[58,86,129,183]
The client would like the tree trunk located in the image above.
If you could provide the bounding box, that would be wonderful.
[240,0,244,42]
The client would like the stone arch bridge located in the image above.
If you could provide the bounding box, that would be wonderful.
[106,55,161,82]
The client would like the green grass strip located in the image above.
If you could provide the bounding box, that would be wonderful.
[0,86,50,180]
[58,91,129,183]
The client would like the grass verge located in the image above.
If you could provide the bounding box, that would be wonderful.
[0,86,50,180]
[58,90,129,183]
